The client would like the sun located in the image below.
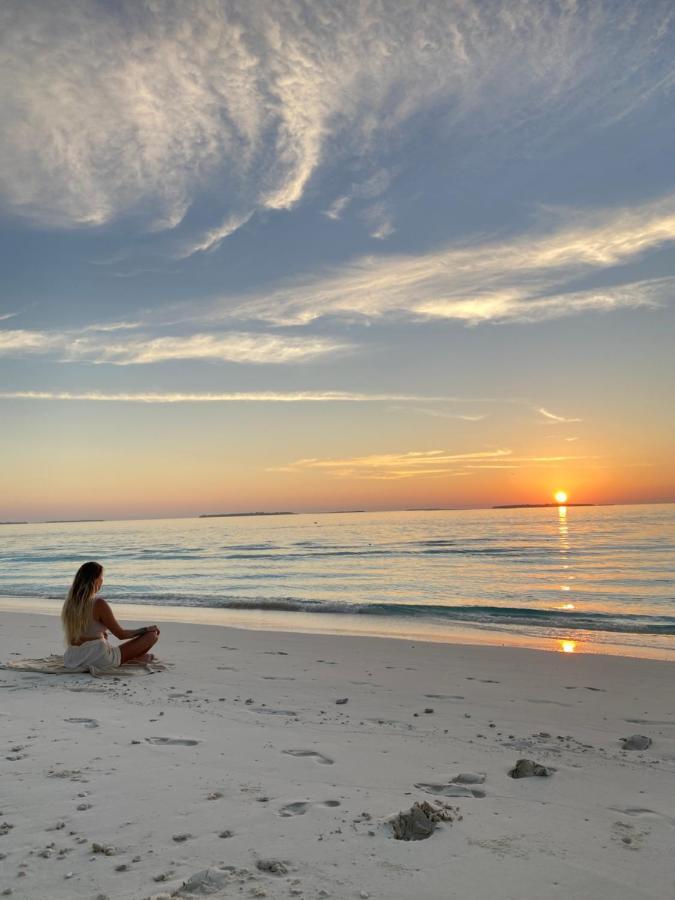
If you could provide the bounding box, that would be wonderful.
[554,490,568,504]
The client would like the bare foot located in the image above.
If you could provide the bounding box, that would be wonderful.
[121,652,155,666]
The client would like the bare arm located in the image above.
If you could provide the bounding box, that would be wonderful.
[94,598,145,640]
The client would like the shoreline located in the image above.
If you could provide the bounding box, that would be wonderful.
[1,610,673,899]
[1,595,673,662]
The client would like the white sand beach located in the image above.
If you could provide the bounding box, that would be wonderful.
[1,609,674,899]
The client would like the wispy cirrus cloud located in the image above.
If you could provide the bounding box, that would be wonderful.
[175,211,254,259]
[392,406,487,422]
[271,448,596,480]
[0,328,348,365]
[0,393,559,425]
[538,407,583,424]
[0,390,496,404]
[324,169,398,239]
[217,194,675,326]
[271,449,510,480]
[1,0,672,251]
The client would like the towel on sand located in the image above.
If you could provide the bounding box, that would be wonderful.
[0,654,168,677]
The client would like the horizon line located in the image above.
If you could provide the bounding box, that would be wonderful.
[3,498,674,526]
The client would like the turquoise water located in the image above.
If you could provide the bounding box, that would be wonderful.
[1,504,673,656]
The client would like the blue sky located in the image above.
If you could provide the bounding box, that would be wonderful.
[1,1,674,517]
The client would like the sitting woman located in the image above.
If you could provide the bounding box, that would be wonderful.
[62,561,160,670]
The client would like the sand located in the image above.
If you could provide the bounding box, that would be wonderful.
[1,609,674,899]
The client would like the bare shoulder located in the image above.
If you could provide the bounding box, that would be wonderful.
[93,596,112,618]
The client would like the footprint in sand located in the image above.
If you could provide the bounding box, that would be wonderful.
[624,718,674,726]
[282,749,334,765]
[424,694,465,700]
[525,699,572,707]
[279,799,341,817]
[249,708,298,717]
[415,782,486,799]
[279,801,310,817]
[66,687,107,694]
[65,718,99,728]
[145,737,200,746]
[452,773,486,785]
[611,820,650,850]
[609,807,675,827]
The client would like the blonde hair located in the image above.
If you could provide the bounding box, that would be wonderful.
[61,561,103,645]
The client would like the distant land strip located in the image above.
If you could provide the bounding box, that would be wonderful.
[45,519,105,523]
[492,503,596,509]
[199,511,295,518]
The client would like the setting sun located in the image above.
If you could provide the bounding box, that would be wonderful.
[554,491,568,504]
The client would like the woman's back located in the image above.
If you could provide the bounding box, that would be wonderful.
[80,604,107,641]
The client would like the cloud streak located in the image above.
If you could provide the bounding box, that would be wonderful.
[271,448,596,480]
[0,390,472,404]
[0,390,522,406]
[538,407,583,424]
[1,0,672,244]
[0,328,348,365]
[220,195,675,326]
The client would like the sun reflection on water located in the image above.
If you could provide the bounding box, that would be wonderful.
[559,640,577,653]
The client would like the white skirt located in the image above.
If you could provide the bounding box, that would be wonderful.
[64,637,121,672]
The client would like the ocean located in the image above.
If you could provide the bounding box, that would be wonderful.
[1,504,673,659]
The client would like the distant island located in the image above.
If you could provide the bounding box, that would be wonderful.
[0,521,28,525]
[44,519,105,523]
[493,503,596,509]
[316,510,366,514]
[199,511,295,519]
[405,507,457,512]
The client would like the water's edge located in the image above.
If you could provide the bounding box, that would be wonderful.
[3,595,673,662]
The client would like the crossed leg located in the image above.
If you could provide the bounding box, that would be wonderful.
[119,630,159,665]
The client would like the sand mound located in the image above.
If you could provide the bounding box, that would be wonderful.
[621,734,652,750]
[508,758,553,778]
[388,800,457,841]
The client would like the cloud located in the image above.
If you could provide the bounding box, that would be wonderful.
[0,327,348,365]
[175,211,254,259]
[394,406,487,422]
[270,447,595,480]
[272,448,510,480]
[78,321,143,334]
[1,1,672,237]
[323,168,398,236]
[324,196,350,221]
[219,195,675,325]
[538,407,583,424]
[0,329,61,353]
[0,389,529,407]
[360,202,395,240]
[289,449,513,469]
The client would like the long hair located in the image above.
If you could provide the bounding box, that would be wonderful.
[61,561,103,645]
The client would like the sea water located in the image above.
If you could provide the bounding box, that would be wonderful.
[1,504,673,658]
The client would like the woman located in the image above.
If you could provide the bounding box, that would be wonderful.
[61,561,160,670]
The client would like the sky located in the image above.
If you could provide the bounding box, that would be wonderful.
[1,0,674,520]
